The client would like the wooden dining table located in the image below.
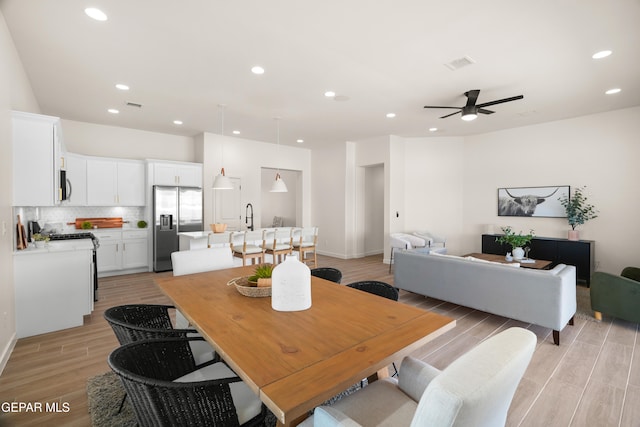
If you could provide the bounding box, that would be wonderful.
[154,265,455,426]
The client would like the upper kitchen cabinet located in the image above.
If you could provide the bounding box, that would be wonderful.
[12,111,64,206]
[87,158,145,206]
[62,153,87,206]
[150,161,202,187]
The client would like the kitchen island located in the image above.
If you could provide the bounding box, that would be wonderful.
[13,240,94,338]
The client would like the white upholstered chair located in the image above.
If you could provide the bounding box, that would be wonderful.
[300,327,536,427]
[389,232,428,273]
[413,230,446,248]
[171,247,234,329]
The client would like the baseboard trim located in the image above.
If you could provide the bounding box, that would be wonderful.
[0,332,17,376]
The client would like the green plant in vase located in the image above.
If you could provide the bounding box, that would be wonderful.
[496,226,534,260]
[32,233,50,248]
[558,186,598,241]
[248,264,274,287]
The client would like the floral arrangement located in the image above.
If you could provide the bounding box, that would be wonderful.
[495,226,534,249]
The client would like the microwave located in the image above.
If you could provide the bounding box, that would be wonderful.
[59,169,69,201]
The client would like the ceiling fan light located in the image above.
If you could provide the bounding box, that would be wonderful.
[212,168,233,189]
[270,173,288,193]
[461,112,477,121]
[461,105,478,121]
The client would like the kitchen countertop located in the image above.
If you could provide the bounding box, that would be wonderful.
[14,240,94,255]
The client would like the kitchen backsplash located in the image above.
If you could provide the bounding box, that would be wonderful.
[15,206,148,233]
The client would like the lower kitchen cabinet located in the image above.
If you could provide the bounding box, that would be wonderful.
[94,229,149,276]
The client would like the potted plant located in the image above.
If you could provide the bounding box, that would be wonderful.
[248,264,274,287]
[496,226,534,260]
[558,186,598,241]
[32,233,50,248]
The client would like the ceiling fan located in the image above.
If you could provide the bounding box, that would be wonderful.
[424,89,523,121]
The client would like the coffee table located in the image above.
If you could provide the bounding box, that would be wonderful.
[465,252,553,270]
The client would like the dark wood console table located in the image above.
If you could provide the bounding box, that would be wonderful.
[481,234,595,285]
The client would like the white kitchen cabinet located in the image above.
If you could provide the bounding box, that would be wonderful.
[151,161,202,187]
[87,158,145,206]
[14,246,93,338]
[122,231,149,269]
[94,229,149,275]
[95,230,121,272]
[12,111,63,206]
[63,152,87,206]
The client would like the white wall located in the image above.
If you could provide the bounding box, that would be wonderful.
[402,137,465,250]
[311,142,347,258]
[62,119,195,161]
[0,8,41,373]
[198,133,311,234]
[460,107,640,274]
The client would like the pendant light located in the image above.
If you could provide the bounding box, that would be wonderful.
[212,104,233,190]
[270,118,288,193]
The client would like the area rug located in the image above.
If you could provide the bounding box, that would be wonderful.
[87,371,361,426]
[575,285,598,322]
[86,371,136,427]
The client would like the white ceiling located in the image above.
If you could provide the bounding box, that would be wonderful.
[2,0,639,149]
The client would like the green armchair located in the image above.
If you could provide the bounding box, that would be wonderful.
[590,267,640,322]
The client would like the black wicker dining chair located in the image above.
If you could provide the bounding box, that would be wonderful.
[310,267,343,284]
[104,304,220,413]
[346,280,399,301]
[108,337,268,427]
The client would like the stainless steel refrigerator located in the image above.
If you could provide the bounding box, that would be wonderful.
[153,185,203,272]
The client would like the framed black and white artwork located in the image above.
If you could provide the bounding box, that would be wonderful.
[497,185,569,217]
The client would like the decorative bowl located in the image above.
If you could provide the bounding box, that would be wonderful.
[210,223,227,233]
[228,276,271,298]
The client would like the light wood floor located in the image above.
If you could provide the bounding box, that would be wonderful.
[0,254,638,426]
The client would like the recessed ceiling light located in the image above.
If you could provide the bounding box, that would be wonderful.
[107,108,119,114]
[115,83,129,91]
[324,91,336,98]
[429,127,438,132]
[386,113,396,118]
[605,88,621,95]
[173,120,183,125]
[296,139,304,143]
[592,50,612,59]
[251,66,265,75]
[85,8,108,21]
[232,130,240,135]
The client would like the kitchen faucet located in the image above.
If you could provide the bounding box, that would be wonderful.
[245,203,254,231]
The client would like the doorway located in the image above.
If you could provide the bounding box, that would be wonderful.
[363,164,384,255]
[213,177,242,231]
[261,168,301,228]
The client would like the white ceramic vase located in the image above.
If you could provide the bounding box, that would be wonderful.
[271,254,312,312]
[512,247,525,260]
[568,230,580,241]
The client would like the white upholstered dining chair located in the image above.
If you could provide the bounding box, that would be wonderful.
[170,247,234,328]
[300,327,536,427]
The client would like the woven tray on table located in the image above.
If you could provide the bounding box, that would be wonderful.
[227,276,272,297]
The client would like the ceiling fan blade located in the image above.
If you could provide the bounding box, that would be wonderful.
[440,110,461,119]
[424,106,461,109]
[464,90,480,107]
[476,95,524,108]
[478,108,495,115]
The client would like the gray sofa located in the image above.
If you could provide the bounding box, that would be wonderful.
[394,250,577,345]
